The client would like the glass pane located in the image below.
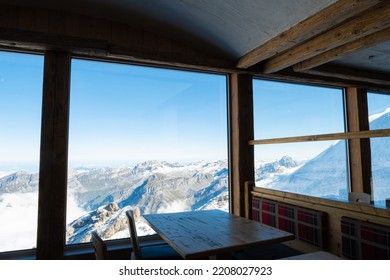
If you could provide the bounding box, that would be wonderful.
[368,92,390,206]
[0,51,43,252]
[67,59,228,244]
[253,80,345,139]
[253,79,348,201]
[368,93,390,130]
[255,141,349,201]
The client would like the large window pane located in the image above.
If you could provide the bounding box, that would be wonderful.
[368,92,390,206]
[253,79,348,201]
[67,59,228,244]
[255,141,349,200]
[254,80,345,139]
[0,51,43,252]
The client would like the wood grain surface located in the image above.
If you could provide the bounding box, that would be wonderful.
[143,209,294,259]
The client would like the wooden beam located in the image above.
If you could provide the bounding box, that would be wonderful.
[301,64,390,86]
[0,27,108,54]
[294,27,390,71]
[249,128,390,145]
[37,51,71,260]
[253,68,390,93]
[262,2,390,73]
[236,0,382,69]
[229,73,254,217]
[345,88,372,195]
[107,45,235,73]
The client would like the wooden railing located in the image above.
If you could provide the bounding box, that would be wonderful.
[249,128,390,145]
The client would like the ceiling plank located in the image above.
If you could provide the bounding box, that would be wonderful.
[301,64,390,86]
[262,1,390,73]
[294,27,390,72]
[236,0,382,69]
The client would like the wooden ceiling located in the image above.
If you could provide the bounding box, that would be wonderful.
[0,0,389,91]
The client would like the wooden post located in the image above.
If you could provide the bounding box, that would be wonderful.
[229,73,255,217]
[345,87,372,196]
[36,51,71,259]
[244,181,255,219]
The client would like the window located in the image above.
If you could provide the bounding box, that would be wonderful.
[367,92,390,206]
[66,59,228,244]
[0,51,44,252]
[253,79,348,201]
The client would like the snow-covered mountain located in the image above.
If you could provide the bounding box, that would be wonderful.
[67,160,228,213]
[368,110,390,203]
[255,109,390,205]
[255,156,300,180]
[258,141,349,200]
[0,160,229,247]
[65,160,229,243]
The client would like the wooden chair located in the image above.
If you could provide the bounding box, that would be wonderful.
[125,210,182,260]
[91,230,109,260]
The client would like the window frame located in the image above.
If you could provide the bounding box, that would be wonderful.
[0,49,44,254]
[65,57,230,245]
[2,45,390,259]
[251,78,350,200]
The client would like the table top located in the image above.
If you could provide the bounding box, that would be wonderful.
[143,209,295,259]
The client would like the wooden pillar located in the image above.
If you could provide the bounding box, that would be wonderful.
[36,51,71,259]
[345,87,372,196]
[229,73,255,217]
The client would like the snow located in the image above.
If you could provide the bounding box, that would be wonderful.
[369,106,390,122]
[0,192,38,251]
[0,172,12,179]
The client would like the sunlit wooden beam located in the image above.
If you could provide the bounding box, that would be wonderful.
[236,0,381,69]
[294,27,390,72]
[262,2,390,73]
[301,64,390,86]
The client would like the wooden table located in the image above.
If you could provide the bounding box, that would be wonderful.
[143,209,295,259]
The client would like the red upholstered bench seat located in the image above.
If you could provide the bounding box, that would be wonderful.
[252,197,328,249]
[341,216,390,259]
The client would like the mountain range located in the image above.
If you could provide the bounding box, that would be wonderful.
[257,109,390,204]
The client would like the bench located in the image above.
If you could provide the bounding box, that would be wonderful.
[252,197,328,249]
[341,216,390,259]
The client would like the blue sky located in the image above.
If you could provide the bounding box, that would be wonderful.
[68,59,227,166]
[253,80,390,160]
[0,51,43,172]
[253,79,346,160]
[1,50,390,171]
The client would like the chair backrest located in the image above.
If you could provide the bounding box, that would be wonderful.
[126,210,142,259]
[91,230,108,260]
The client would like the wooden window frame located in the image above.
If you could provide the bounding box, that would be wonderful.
[250,82,390,202]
